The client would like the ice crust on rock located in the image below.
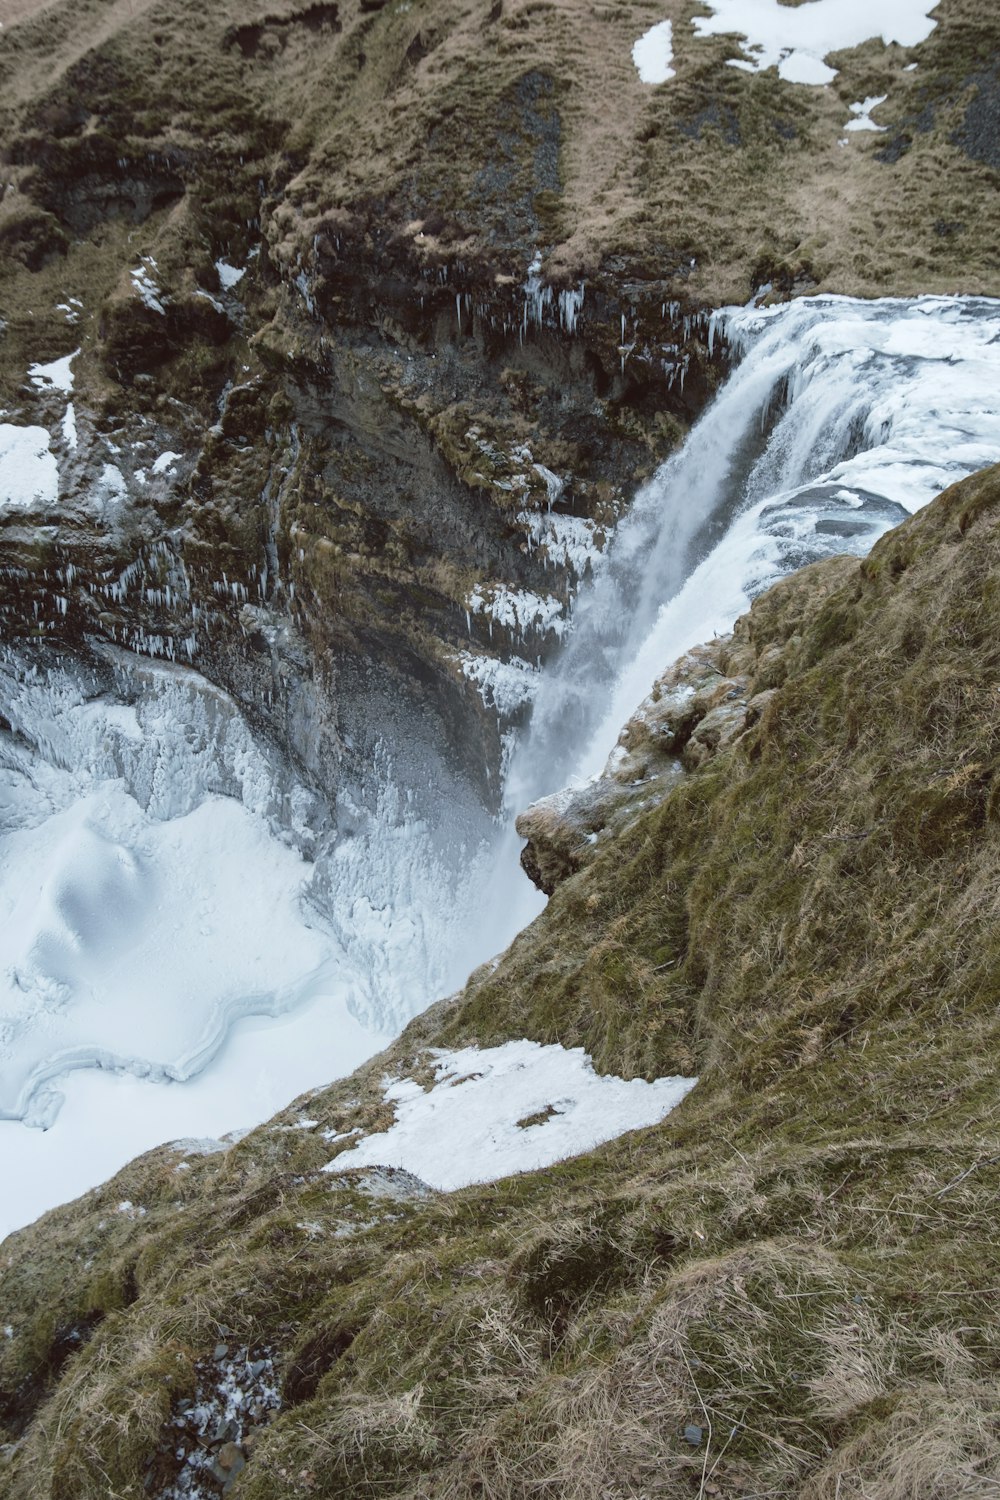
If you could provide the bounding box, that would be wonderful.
[458,651,538,717]
[95,462,127,507]
[467,583,566,641]
[693,0,937,85]
[325,1041,697,1189]
[518,509,605,576]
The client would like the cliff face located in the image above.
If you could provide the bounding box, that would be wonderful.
[4,463,1000,1498]
[1,0,998,815]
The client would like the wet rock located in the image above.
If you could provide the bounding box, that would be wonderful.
[516,641,754,893]
[516,785,608,895]
[212,1440,246,1491]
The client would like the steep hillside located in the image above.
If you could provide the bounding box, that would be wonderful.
[4,462,1000,1498]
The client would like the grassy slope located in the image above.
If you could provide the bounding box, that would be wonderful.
[4,464,1000,1497]
[0,0,998,376]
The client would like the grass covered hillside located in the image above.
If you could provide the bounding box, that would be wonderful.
[4,462,1000,1498]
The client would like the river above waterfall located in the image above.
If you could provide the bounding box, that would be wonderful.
[3,293,1000,1240]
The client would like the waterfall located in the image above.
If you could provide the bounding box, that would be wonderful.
[510,294,1000,805]
[464,294,1000,964]
[4,294,1000,1238]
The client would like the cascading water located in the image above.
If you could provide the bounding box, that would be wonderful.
[507,295,1000,805]
[3,294,1000,1240]
[467,294,1000,963]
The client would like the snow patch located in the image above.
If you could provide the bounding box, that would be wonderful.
[632,19,676,83]
[0,426,59,512]
[131,257,167,314]
[692,0,937,86]
[215,260,246,290]
[845,95,888,131]
[152,450,182,475]
[62,404,78,451]
[28,349,78,394]
[324,1041,697,1189]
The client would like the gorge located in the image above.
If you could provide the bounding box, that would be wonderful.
[3,0,1000,1495]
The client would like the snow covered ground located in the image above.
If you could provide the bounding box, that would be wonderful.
[691,0,937,85]
[324,1042,697,1190]
[632,1,936,89]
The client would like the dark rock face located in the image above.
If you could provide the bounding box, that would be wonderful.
[0,26,717,827]
[952,64,1000,172]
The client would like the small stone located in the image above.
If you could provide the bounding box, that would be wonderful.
[216,1442,245,1473]
[684,1423,704,1447]
[249,1358,268,1377]
[223,1446,248,1494]
[213,1342,228,1361]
